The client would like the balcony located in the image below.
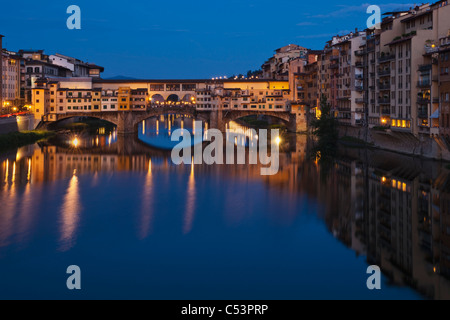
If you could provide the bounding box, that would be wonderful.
[378,69,391,77]
[379,54,395,63]
[378,98,390,105]
[417,97,430,104]
[330,55,339,61]
[355,85,365,92]
[417,81,431,88]
[355,74,364,80]
[355,50,366,56]
[433,97,439,104]
[329,64,339,69]
[379,83,391,90]
[355,61,365,68]
[418,64,432,72]
[381,108,390,115]
[418,110,428,118]
[425,46,439,54]
[355,98,367,104]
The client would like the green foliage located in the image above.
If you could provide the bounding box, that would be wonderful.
[0,130,55,152]
[311,95,338,150]
[310,95,339,180]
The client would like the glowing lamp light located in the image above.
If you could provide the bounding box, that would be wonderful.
[275,136,282,145]
[72,137,79,148]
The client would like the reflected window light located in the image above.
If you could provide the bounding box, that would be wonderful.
[27,158,31,181]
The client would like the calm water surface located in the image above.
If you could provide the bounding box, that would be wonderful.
[0,116,447,299]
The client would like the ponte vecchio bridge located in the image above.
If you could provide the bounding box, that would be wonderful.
[35,78,308,133]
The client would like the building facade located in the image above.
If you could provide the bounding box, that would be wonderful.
[2,49,23,112]
[31,78,293,123]
[0,34,3,112]
[262,44,309,80]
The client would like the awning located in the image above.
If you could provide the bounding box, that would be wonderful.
[430,109,440,119]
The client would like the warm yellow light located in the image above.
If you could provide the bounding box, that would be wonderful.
[381,118,387,124]
[72,137,79,148]
[275,136,282,145]
[382,176,387,183]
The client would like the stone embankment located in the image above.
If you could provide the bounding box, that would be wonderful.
[338,125,450,161]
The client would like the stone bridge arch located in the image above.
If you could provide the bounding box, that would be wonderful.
[223,110,291,123]
[46,112,119,128]
[151,94,165,103]
[166,94,180,103]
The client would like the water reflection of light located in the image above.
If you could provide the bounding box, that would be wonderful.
[4,159,9,184]
[59,170,82,251]
[12,162,16,183]
[143,120,146,135]
[27,158,31,181]
[0,160,18,247]
[183,158,196,234]
[139,159,154,239]
[156,120,159,135]
[17,181,35,246]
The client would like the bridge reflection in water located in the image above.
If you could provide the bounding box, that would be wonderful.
[137,114,207,150]
[1,130,450,299]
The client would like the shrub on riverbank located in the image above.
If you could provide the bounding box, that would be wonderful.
[311,95,338,150]
[0,130,55,152]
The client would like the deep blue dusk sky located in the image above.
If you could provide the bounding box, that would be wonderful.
[0,1,415,79]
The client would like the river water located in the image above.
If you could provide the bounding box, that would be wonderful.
[0,115,448,299]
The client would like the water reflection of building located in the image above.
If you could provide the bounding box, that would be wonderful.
[325,149,450,299]
[4,133,450,299]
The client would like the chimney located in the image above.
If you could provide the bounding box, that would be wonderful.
[0,35,3,112]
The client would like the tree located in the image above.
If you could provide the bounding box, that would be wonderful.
[310,95,339,180]
[311,95,338,150]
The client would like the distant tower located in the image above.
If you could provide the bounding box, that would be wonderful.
[0,35,3,111]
